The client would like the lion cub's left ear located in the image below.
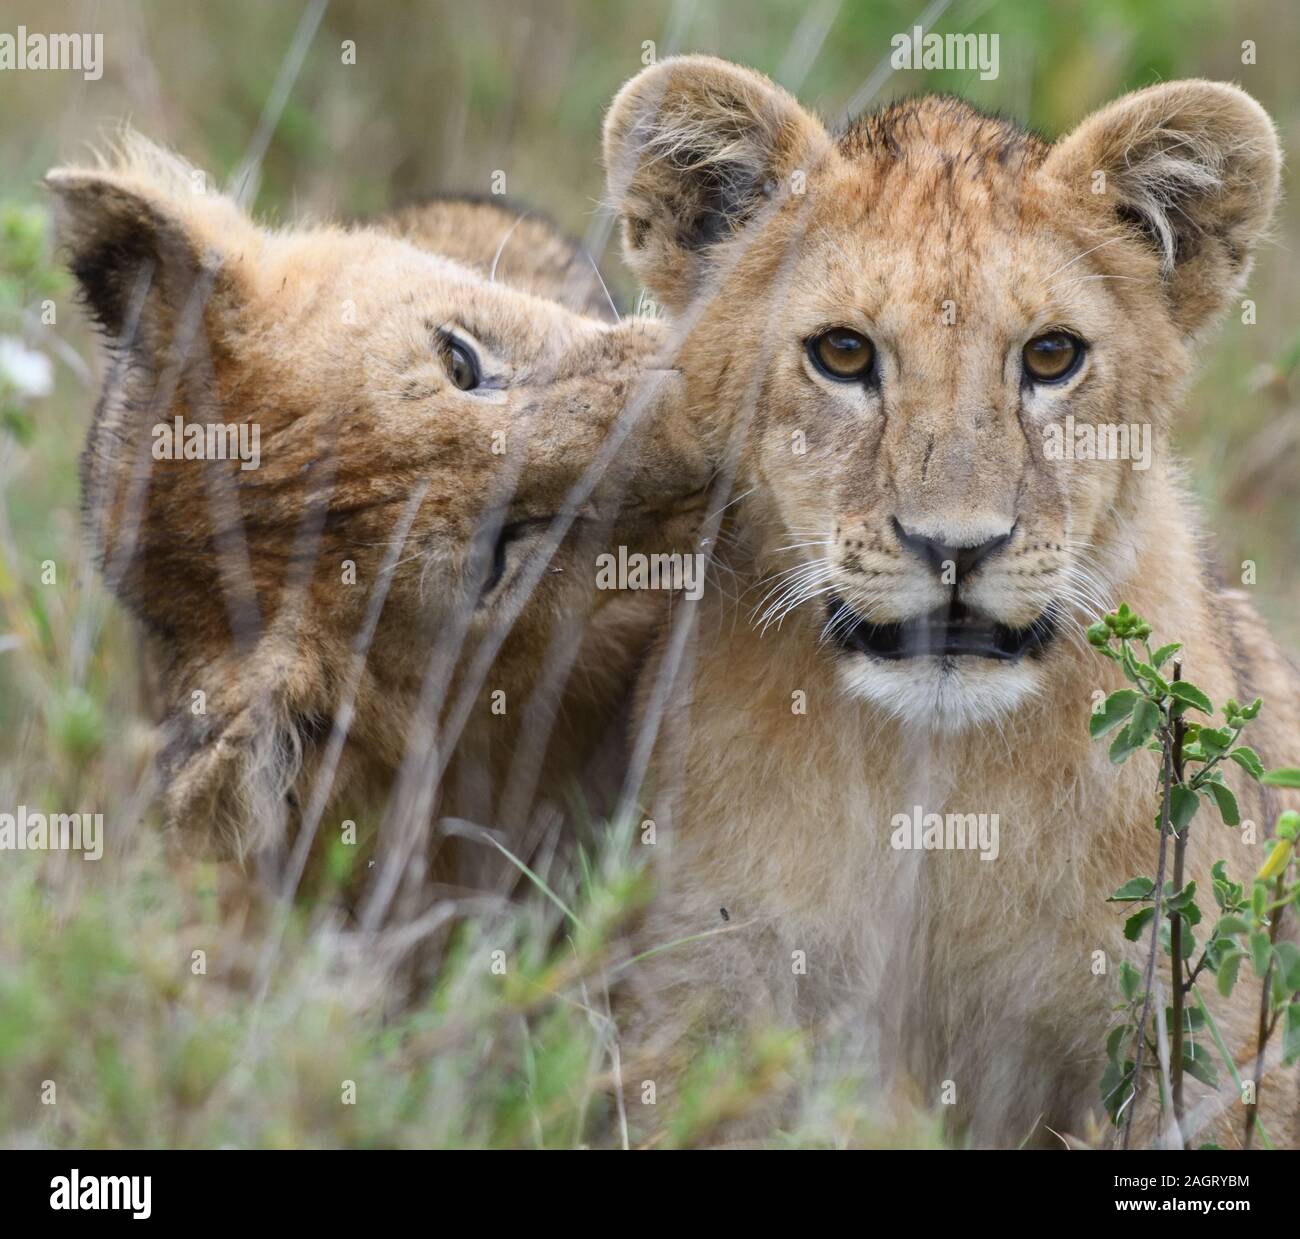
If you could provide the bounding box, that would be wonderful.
[44,138,258,349]
[1044,80,1281,338]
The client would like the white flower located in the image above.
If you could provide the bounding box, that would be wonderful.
[0,336,54,399]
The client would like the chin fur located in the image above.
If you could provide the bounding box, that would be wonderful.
[833,654,1041,732]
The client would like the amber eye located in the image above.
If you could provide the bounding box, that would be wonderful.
[808,328,876,382]
[1023,331,1084,384]
[444,338,480,391]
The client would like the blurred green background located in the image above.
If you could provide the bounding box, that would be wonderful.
[0,0,1296,1148]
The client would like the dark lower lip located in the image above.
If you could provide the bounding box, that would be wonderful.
[825,596,1057,661]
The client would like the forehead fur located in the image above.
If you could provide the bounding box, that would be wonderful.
[837,94,1048,177]
[811,97,1057,275]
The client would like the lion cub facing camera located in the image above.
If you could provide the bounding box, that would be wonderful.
[603,57,1299,1147]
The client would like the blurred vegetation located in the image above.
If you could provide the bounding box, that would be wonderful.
[0,0,1297,1147]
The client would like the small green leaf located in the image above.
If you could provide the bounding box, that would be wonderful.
[1134,662,1169,695]
[1124,907,1155,941]
[1108,877,1155,902]
[1169,785,1199,832]
[1181,1047,1219,1089]
[1197,727,1232,758]
[1165,880,1198,913]
[1217,950,1243,998]
[1203,781,1240,827]
[1214,915,1250,938]
[1273,942,1300,993]
[1262,767,1300,789]
[1228,746,1265,779]
[1210,861,1231,909]
[1119,960,1141,1002]
[1089,689,1138,738]
[1109,726,1143,765]
[1127,697,1161,746]
[1250,929,1272,978]
[1105,1024,1129,1068]
[1150,642,1182,668]
[1284,1004,1300,1066]
[1168,680,1213,714]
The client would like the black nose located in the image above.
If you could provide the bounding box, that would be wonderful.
[891,517,1014,583]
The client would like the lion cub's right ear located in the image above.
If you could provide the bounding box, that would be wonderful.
[603,55,831,313]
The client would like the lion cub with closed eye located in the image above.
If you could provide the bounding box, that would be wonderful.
[604,57,1299,1147]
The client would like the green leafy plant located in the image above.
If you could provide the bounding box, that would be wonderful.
[1088,603,1300,1148]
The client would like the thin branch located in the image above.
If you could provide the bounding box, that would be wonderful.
[1169,660,1188,1134]
[1244,872,1285,1148]
[1123,728,1174,1150]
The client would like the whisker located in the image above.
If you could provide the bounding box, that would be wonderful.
[1040,236,1127,283]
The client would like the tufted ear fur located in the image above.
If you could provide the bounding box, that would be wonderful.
[602,54,831,312]
[1044,79,1280,338]
[45,137,270,637]
[44,134,258,352]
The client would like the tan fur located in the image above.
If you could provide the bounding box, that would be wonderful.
[49,135,710,881]
[381,195,615,320]
[604,58,1299,1146]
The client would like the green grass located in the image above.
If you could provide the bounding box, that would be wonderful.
[0,814,945,1148]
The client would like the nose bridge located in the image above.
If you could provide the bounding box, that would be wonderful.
[530,338,627,425]
[887,350,1019,543]
[539,321,655,418]
[519,339,688,482]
